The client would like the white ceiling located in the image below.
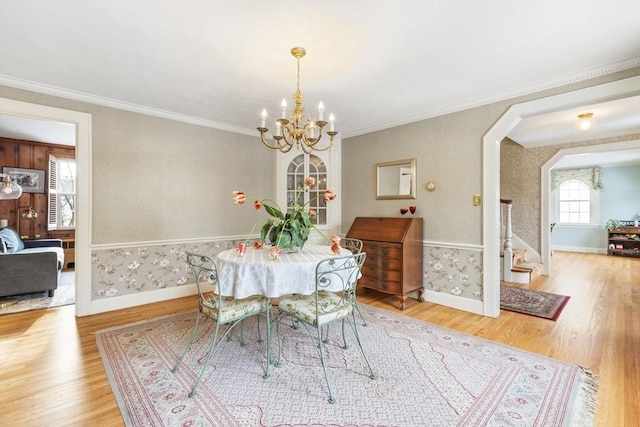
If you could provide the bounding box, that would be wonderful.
[1,1,639,166]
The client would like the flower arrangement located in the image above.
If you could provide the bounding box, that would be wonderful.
[233,177,340,260]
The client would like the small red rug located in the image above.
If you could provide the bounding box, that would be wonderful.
[500,285,570,320]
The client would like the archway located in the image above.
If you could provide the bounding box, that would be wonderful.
[482,75,640,317]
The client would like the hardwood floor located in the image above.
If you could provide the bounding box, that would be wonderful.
[0,251,637,426]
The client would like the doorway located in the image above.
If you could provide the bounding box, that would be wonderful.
[0,97,92,316]
[482,75,640,317]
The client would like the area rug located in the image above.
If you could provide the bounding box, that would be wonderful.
[96,304,597,426]
[0,271,75,315]
[500,285,571,321]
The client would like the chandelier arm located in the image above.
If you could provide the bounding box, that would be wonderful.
[304,130,336,151]
[305,137,334,151]
[279,142,295,153]
[259,129,287,150]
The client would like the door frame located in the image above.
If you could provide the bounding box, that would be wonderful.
[482,75,640,317]
[0,97,92,316]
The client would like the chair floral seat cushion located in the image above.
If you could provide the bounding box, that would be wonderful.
[201,294,267,323]
[278,291,353,326]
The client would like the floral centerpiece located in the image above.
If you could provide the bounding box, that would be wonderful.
[233,177,340,260]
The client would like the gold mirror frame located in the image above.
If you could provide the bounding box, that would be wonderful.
[376,158,417,200]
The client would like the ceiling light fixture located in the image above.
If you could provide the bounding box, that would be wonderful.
[575,112,596,133]
[257,47,337,154]
[0,174,23,200]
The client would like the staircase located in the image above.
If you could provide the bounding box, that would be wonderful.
[500,199,542,284]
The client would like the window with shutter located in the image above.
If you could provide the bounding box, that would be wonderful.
[48,154,76,230]
[48,155,58,230]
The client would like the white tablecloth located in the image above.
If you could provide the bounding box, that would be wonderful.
[215,244,352,298]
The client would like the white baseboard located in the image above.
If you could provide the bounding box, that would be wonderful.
[551,245,607,254]
[422,290,484,316]
[89,283,201,315]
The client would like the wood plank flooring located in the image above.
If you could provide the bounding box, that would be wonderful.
[0,251,637,426]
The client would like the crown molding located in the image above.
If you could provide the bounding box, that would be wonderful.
[0,75,257,137]
[342,57,640,138]
[2,56,639,139]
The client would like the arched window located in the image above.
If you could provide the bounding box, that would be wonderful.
[286,154,327,226]
[553,179,598,226]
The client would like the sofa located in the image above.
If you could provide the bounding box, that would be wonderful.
[0,226,64,298]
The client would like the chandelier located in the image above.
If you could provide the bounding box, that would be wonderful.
[257,47,337,154]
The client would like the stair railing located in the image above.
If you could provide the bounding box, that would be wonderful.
[500,198,513,282]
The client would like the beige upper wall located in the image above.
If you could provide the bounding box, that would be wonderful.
[342,67,640,246]
[2,66,639,247]
[0,85,275,245]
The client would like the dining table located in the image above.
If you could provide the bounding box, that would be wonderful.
[215,244,354,299]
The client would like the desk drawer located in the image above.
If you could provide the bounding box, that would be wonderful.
[362,243,402,259]
[365,255,402,271]
[358,275,402,294]
[362,266,402,282]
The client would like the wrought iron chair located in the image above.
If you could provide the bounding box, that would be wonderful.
[173,252,271,398]
[342,237,363,255]
[276,252,377,404]
[341,237,367,325]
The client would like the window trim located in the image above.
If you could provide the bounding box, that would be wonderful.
[551,179,599,227]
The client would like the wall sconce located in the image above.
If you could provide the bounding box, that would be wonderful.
[575,112,596,133]
[16,206,38,238]
[0,174,23,200]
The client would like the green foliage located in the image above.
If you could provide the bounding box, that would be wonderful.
[259,202,311,249]
[605,219,622,230]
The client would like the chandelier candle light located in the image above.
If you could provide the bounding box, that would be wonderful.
[258,47,337,154]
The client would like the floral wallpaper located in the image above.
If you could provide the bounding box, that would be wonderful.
[92,239,483,303]
[91,239,240,299]
[424,245,483,301]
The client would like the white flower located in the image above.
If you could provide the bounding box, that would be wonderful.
[128,260,141,271]
[450,287,462,295]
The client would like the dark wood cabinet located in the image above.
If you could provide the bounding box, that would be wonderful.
[346,217,423,309]
[607,226,640,257]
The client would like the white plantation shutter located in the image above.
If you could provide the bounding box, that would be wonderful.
[48,154,58,230]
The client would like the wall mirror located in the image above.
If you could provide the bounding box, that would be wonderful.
[376,158,417,199]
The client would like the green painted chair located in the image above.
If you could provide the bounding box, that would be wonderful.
[276,252,377,404]
[341,237,367,325]
[173,252,271,398]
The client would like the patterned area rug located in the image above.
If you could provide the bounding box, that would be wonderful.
[0,271,74,315]
[500,285,571,320]
[97,304,597,426]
